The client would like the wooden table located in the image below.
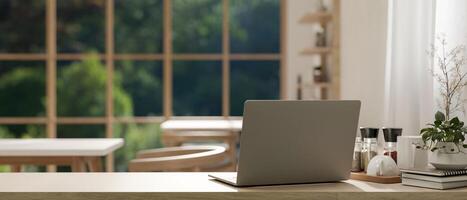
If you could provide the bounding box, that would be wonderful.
[161,119,242,170]
[0,139,124,172]
[0,172,464,200]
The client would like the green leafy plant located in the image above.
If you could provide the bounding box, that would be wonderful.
[420,111,467,152]
[420,36,467,154]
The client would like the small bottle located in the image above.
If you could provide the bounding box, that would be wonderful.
[383,128,402,163]
[360,127,379,172]
[313,66,323,83]
[351,136,362,172]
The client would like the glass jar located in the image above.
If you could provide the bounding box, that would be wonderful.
[360,127,379,172]
[383,142,398,163]
[383,128,402,163]
[351,136,363,172]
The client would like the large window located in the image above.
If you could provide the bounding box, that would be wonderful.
[0,0,284,171]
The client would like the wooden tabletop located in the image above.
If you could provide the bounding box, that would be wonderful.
[0,172,465,200]
[161,119,242,132]
[0,138,124,156]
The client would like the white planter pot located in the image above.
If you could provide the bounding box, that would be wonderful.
[429,142,467,170]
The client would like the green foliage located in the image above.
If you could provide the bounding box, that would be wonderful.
[173,61,222,116]
[0,65,45,117]
[420,111,467,152]
[57,0,105,52]
[0,0,45,52]
[58,54,108,116]
[114,123,163,172]
[114,61,163,116]
[115,0,163,53]
[173,0,222,53]
[230,0,280,53]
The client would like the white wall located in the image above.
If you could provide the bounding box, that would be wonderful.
[340,0,388,128]
[286,0,389,127]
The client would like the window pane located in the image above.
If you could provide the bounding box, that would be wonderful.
[114,123,162,172]
[0,125,45,139]
[0,0,45,53]
[57,0,105,53]
[0,62,45,117]
[173,61,222,116]
[230,0,280,53]
[57,125,105,138]
[0,125,46,172]
[230,61,280,116]
[115,0,163,53]
[173,0,222,53]
[114,61,163,116]
[57,56,106,117]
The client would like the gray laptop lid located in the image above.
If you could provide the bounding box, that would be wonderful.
[236,100,361,186]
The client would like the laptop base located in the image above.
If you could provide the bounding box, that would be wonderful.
[209,173,238,186]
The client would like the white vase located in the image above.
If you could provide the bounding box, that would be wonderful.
[429,142,467,170]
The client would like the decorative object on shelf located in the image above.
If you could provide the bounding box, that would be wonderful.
[352,136,363,172]
[296,75,302,100]
[397,136,428,170]
[366,155,400,177]
[419,36,467,170]
[360,127,379,172]
[313,66,326,83]
[317,0,327,12]
[383,128,402,163]
[315,28,327,47]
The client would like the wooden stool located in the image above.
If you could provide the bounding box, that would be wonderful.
[129,146,227,172]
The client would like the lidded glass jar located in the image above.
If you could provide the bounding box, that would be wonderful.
[360,127,379,172]
[383,128,402,163]
[351,136,363,172]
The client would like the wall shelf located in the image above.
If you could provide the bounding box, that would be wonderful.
[300,47,332,55]
[297,82,331,89]
[296,0,340,100]
[299,12,333,24]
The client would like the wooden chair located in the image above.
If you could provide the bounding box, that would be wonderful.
[129,146,228,172]
[162,131,238,171]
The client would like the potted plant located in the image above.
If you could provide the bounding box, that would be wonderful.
[419,36,467,170]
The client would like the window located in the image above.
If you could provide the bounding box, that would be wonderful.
[0,0,284,171]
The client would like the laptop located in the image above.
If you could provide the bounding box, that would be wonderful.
[209,100,361,187]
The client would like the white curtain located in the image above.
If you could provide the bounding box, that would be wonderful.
[383,0,436,135]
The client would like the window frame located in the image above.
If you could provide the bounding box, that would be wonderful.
[0,0,287,172]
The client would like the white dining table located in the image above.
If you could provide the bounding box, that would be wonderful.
[0,138,124,172]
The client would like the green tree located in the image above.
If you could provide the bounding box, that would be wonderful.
[56,54,129,139]
[0,0,45,53]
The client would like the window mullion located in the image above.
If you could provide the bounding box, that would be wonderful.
[222,0,230,117]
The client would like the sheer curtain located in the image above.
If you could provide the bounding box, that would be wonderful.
[383,0,436,135]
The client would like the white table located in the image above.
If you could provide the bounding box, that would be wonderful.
[0,138,124,172]
[0,172,462,200]
[161,119,242,170]
[161,119,242,132]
